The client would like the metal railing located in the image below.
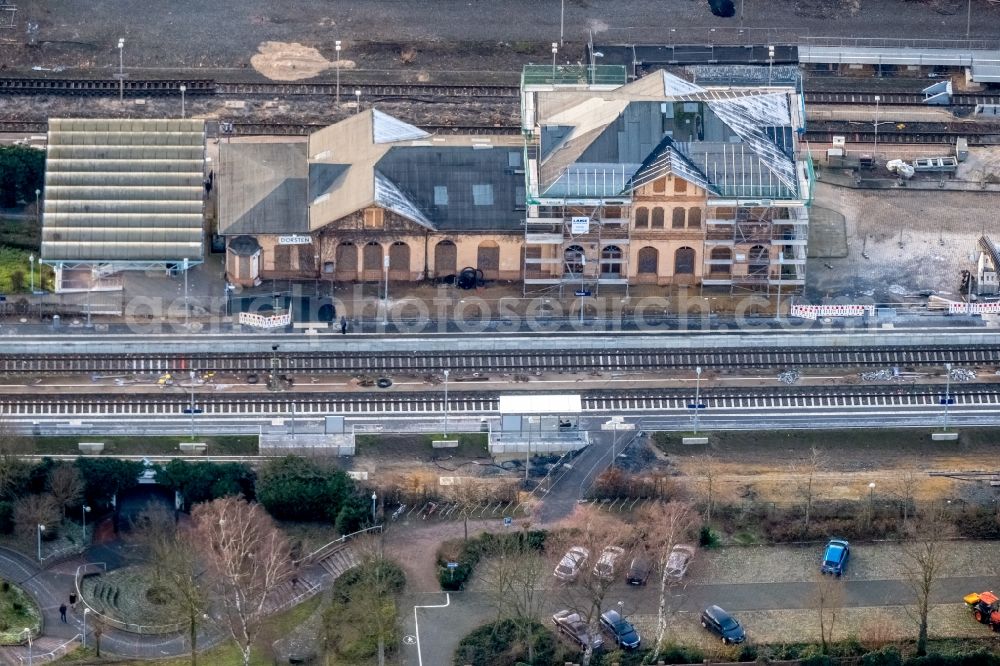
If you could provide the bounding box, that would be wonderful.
[74,563,185,635]
[0,626,38,647]
[298,525,383,566]
[18,634,81,665]
[799,35,1000,51]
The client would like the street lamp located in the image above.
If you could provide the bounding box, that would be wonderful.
[443,369,450,438]
[34,188,40,225]
[559,0,565,47]
[36,524,44,562]
[873,95,881,161]
[371,491,377,523]
[382,253,390,301]
[967,0,972,39]
[617,600,624,619]
[83,608,90,649]
[27,253,34,293]
[868,482,876,519]
[24,628,31,666]
[335,40,342,103]
[551,42,558,81]
[693,366,703,434]
[179,84,186,118]
[354,88,361,114]
[117,38,125,103]
[81,505,91,542]
[943,362,953,431]
[767,45,774,86]
[182,257,190,327]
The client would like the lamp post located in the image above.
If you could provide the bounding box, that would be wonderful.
[36,524,44,562]
[382,253,390,301]
[24,629,31,666]
[617,600,624,619]
[81,505,90,542]
[767,45,774,86]
[873,95,881,161]
[371,491,377,523]
[86,266,94,328]
[943,362,953,431]
[551,42,558,81]
[967,0,972,39]
[443,369,450,437]
[83,608,90,649]
[27,253,34,293]
[559,0,565,47]
[34,188,40,224]
[117,38,125,103]
[868,482,876,521]
[354,88,361,114]
[335,40,342,103]
[182,257,189,327]
[179,84,186,118]
[693,366,703,434]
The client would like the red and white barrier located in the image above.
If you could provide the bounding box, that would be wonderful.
[238,312,292,329]
[790,304,875,320]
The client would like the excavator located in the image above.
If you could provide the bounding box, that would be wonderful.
[964,591,1000,631]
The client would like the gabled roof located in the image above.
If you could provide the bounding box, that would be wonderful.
[219,141,308,235]
[532,71,802,200]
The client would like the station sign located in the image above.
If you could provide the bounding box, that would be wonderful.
[278,235,312,245]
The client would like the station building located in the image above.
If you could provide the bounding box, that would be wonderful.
[218,67,812,297]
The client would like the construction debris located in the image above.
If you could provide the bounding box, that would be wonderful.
[950,367,977,382]
[778,369,801,385]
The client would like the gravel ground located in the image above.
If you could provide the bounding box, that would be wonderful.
[695,541,1000,585]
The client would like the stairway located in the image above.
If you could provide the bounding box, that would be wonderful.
[317,546,359,580]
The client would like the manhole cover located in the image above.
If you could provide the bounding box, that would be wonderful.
[403,635,416,645]
[376,377,392,389]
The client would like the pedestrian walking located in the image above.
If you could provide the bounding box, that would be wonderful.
[59,604,67,622]
[69,592,77,609]
[340,316,348,335]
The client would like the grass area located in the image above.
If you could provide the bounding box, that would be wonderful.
[0,217,40,250]
[0,245,54,293]
[30,435,258,457]
[55,593,323,665]
[0,581,41,645]
[355,432,488,459]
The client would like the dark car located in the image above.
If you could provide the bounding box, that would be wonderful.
[626,555,652,585]
[599,609,640,649]
[552,609,604,651]
[821,539,850,576]
[700,605,746,645]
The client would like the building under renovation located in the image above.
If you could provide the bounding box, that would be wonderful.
[520,65,813,297]
[40,118,206,292]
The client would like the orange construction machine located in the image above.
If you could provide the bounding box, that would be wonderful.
[964,591,1000,630]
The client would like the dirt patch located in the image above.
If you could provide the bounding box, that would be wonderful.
[250,41,353,81]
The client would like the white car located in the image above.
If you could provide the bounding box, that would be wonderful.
[593,546,626,581]
[664,544,696,582]
[554,546,589,581]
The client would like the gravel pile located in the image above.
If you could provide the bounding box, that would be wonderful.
[860,368,895,381]
[950,367,977,382]
[778,369,801,385]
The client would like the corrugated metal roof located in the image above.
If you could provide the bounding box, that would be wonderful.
[41,118,206,263]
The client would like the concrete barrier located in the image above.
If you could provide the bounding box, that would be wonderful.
[179,442,207,454]
[432,440,459,448]
[78,442,104,454]
[682,437,709,445]
[931,432,959,441]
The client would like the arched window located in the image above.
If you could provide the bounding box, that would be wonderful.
[600,245,623,276]
[749,244,769,275]
[674,246,696,274]
[477,241,500,280]
[672,208,686,229]
[637,246,658,274]
[688,208,702,228]
[564,245,585,276]
[434,240,457,276]
[651,207,664,229]
[709,247,731,275]
[362,241,383,271]
[635,207,649,229]
[388,241,410,278]
[334,241,357,280]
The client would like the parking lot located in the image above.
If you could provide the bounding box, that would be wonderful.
[402,539,1000,663]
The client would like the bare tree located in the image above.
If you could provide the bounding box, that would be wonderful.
[696,454,719,523]
[47,464,83,519]
[894,470,919,526]
[132,503,209,666]
[13,493,58,542]
[642,501,700,664]
[192,497,293,666]
[813,572,845,654]
[0,415,31,500]
[901,504,954,656]
[795,446,825,531]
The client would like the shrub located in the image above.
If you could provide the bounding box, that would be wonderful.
[657,642,705,664]
[436,530,547,591]
[699,525,719,548]
[952,506,1000,539]
[801,656,834,666]
[863,646,903,666]
[453,618,562,666]
[256,456,353,522]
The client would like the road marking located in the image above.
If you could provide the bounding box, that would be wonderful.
[413,593,449,666]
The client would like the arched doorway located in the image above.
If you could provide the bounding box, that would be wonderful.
[564,245,585,277]
[709,247,732,275]
[477,241,500,280]
[674,246,696,274]
[388,241,410,281]
[434,240,457,276]
[362,241,383,281]
[637,246,658,275]
[600,245,623,277]
[334,242,357,281]
[749,244,769,276]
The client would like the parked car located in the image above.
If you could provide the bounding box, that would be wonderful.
[553,609,604,650]
[700,605,746,645]
[626,555,652,585]
[599,609,641,649]
[820,539,850,576]
[554,546,589,581]
[593,546,626,580]
[664,544,696,583]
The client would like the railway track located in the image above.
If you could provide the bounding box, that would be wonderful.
[228,122,521,136]
[0,384,997,416]
[803,129,1000,145]
[803,91,1000,107]
[2,346,996,375]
